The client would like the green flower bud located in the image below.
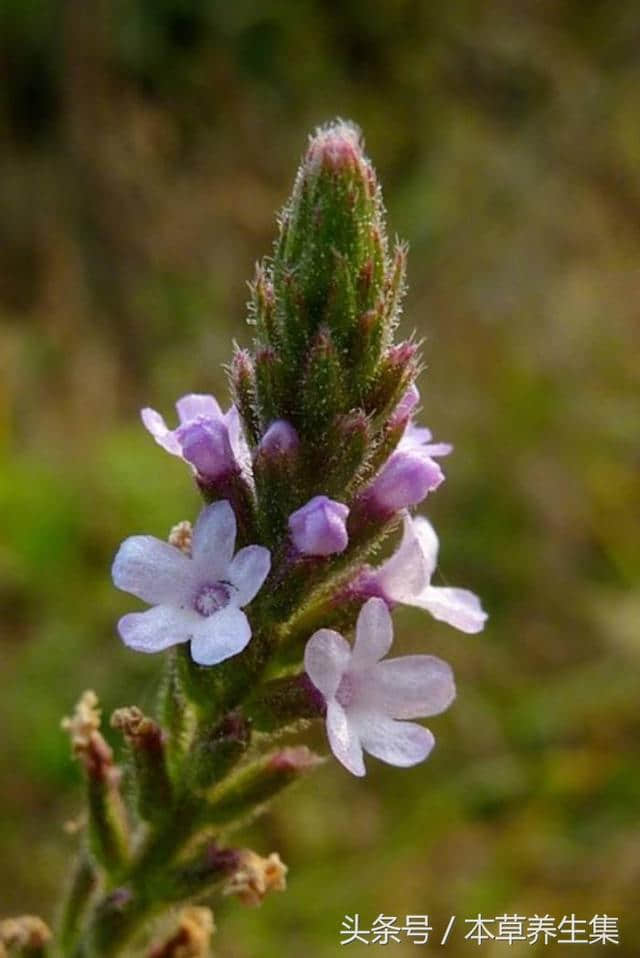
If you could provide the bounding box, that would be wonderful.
[229,347,260,447]
[274,121,388,366]
[111,707,172,825]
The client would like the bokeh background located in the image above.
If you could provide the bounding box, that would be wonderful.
[1,2,638,955]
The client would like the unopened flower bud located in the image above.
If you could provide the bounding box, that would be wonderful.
[306,121,363,174]
[111,706,172,822]
[230,347,260,446]
[288,495,349,556]
[365,341,419,417]
[274,122,388,363]
[365,449,444,513]
[258,420,299,460]
[324,409,371,494]
[61,691,130,870]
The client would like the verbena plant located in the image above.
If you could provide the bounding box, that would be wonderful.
[2,121,485,958]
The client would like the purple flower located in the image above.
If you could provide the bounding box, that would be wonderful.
[365,449,444,512]
[370,513,487,633]
[141,394,249,482]
[288,495,349,557]
[304,598,455,776]
[362,412,452,512]
[112,501,270,666]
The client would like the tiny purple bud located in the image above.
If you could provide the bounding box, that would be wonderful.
[367,449,444,512]
[258,420,300,460]
[288,495,349,557]
[176,419,235,481]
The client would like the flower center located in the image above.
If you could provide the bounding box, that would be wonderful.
[194,582,231,617]
[335,672,355,708]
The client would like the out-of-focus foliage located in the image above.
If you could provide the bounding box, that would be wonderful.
[1,1,638,954]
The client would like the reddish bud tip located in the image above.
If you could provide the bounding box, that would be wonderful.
[306,121,363,174]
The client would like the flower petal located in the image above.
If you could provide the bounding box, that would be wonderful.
[414,586,487,634]
[189,606,251,666]
[375,513,434,603]
[227,545,271,606]
[225,404,251,474]
[176,393,222,423]
[403,424,432,446]
[326,701,365,776]
[401,424,452,458]
[423,442,453,457]
[411,515,440,574]
[356,713,435,767]
[141,408,181,455]
[304,629,352,699]
[118,605,194,653]
[351,597,393,668]
[112,536,194,605]
[370,450,444,511]
[191,501,236,576]
[367,655,456,718]
[176,419,235,480]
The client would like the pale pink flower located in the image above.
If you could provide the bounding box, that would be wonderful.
[304,598,455,776]
[371,513,487,633]
[112,501,270,666]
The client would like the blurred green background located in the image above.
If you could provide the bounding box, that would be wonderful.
[1,1,638,955]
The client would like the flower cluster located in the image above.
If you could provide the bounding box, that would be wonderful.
[115,380,485,775]
[112,121,486,785]
[53,120,488,958]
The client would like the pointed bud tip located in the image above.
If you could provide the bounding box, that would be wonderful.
[306,120,364,174]
[231,348,254,376]
[387,341,419,369]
